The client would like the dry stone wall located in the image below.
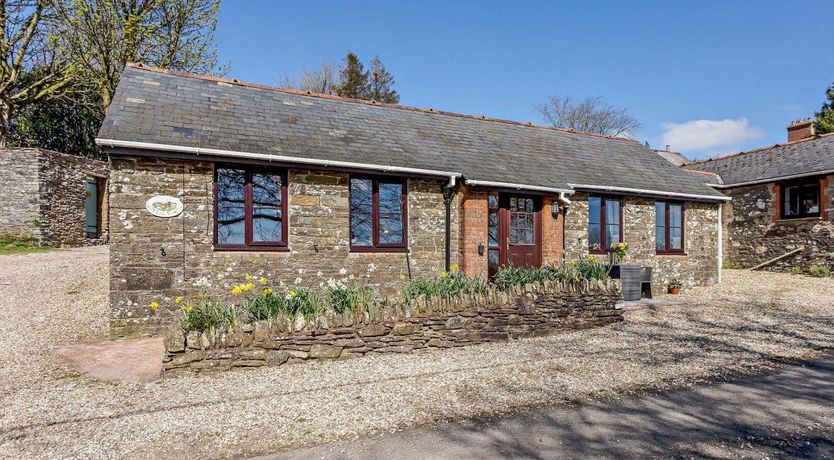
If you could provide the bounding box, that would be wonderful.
[162,280,623,376]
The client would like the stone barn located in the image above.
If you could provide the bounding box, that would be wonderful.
[0,148,109,246]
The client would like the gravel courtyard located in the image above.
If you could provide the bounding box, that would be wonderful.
[1,247,834,459]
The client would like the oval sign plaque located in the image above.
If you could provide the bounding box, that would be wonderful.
[145,195,184,218]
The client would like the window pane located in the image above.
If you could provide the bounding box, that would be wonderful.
[605,224,621,247]
[670,227,683,250]
[669,204,682,227]
[379,182,403,214]
[217,206,245,245]
[350,179,373,246]
[656,226,666,251]
[379,213,404,244]
[655,202,665,227]
[588,197,601,224]
[589,223,602,250]
[488,211,499,246]
[488,249,499,278]
[217,168,245,205]
[488,194,499,209]
[251,208,282,242]
[252,173,281,207]
[605,199,621,226]
[801,184,819,215]
[784,186,800,216]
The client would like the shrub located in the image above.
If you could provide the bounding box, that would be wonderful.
[403,266,487,304]
[808,265,831,278]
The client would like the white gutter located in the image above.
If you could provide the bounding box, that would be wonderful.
[717,203,723,284]
[708,169,834,189]
[464,179,574,195]
[96,138,462,187]
[558,191,572,206]
[568,183,731,202]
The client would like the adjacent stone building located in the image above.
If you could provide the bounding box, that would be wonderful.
[0,148,109,246]
[98,64,728,337]
[687,119,834,271]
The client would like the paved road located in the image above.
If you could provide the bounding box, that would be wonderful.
[264,354,834,459]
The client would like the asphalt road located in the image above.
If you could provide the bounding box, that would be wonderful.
[264,353,834,459]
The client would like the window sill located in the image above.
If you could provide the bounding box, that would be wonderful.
[350,246,409,253]
[656,251,687,257]
[214,246,290,253]
[776,217,822,224]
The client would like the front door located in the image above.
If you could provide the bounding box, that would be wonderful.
[499,194,541,268]
[84,178,98,237]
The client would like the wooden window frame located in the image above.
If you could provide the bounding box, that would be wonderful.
[655,201,686,255]
[780,179,822,220]
[349,176,409,253]
[588,195,624,254]
[213,165,288,252]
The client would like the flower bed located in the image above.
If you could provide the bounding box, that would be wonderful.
[162,260,622,375]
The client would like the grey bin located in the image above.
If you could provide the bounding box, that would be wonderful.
[619,265,643,301]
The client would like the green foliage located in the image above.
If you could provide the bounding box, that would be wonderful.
[331,52,399,103]
[0,233,50,255]
[668,277,683,288]
[788,266,803,276]
[808,265,831,278]
[9,91,103,159]
[368,56,399,104]
[333,52,369,99]
[493,259,609,290]
[327,280,376,314]
[815,81,834,135]
[238,278,376,322]
[179,298,238,333]
[402,269,487,305]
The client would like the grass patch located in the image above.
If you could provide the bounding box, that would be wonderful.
[0,234,51,255]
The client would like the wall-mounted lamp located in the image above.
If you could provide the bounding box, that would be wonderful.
[477,243,485,256]
[551,200,560,217]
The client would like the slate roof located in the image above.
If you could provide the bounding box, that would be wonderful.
[98,65,726,200]
[686,134,834,186]
[655,150,690,167]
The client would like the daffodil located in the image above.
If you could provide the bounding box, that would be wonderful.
[450,263,459,272]
[258,277,268,286]
[244,282,256,292]
[231,285,243,295]
[174,296,183,305]
[244,274,253,282]
[181,304,193,313]
[288,289,297,298]
[440,271,448,279]
[399,274,406,281]
[261,287,273,296]
[149,301,160,312]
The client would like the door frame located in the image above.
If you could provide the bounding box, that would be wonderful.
[497,193,543,268]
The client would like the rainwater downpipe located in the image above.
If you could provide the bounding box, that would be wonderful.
[442,176,458,272]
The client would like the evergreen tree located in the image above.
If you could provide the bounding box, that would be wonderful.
[814,81,834,135]
[368,56,399,104]
[333,52,369,99]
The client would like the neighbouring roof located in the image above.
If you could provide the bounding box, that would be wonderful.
[686,134,834,187]
[654,150,690,167]
[98,64,726,201]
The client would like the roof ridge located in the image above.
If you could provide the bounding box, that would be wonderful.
[687,131,834,167]
[124,62,639,144]
[682,168,720,177]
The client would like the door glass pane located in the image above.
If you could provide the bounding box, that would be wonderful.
[488,211,499,246]
[488,194,498,209]
[350,179,373,246]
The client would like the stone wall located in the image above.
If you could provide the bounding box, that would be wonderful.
[162,280,623,376]
[0,148,109,245]
[109,155,461,338]
[721,178,834,271]
[564,193,720,293]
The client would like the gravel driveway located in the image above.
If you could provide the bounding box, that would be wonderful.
[1,247,834,459]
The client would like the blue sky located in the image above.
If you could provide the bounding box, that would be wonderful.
[216,0,833,160]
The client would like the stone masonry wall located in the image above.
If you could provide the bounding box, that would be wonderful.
[722,178,834,271]
[0,148,109,245]
[565,193,720,293]
[162,280,623,376]
[0,149,41,240]
[109,155,461,338]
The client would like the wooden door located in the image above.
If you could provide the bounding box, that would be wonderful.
[499,195,541,268]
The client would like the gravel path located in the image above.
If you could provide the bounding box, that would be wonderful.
[1,248,834,459]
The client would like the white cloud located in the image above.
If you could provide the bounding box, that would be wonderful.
[659,118,764,153]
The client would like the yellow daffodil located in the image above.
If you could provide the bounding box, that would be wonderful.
[174,296,183,305]
[231,285,243,295]
[440,271,448,279]
[258,277,268,285]
[261,287,273,296]
[288,289,297,298]
[399,274,406,281]
[181,304,193,313]
[450,263,459,272]
[149,301,160,312]
[244,274,253,282]
[244,282,256,292]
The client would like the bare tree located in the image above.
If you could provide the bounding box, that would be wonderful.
[537,95,640,137]
[0,0,77,147]
[280,61,337,95]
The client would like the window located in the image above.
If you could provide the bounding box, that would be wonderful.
[350,177,407,251]
[588,196,622,252]
[781,180,821,219]
[656,202,684,253]
[214,166,287,250]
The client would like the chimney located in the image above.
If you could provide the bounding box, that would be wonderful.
[787,118,815,142]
